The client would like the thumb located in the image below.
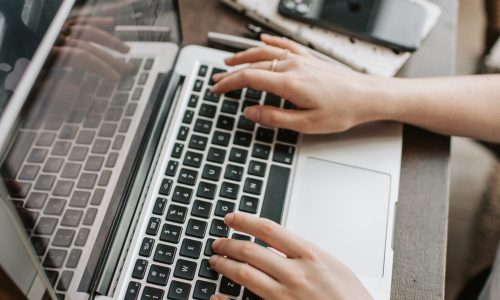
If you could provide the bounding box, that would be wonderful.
[244,105,310,132]
[210,294,230,300]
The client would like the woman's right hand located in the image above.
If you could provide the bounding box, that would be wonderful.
[211,35,399,134]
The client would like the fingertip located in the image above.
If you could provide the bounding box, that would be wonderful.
[244,107,261,123]
[209,255,221,266]
[224,212,235,225]
[211,238,221,251]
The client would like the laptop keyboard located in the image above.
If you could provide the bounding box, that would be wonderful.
[124,64,299,300]
[6,57,156,299]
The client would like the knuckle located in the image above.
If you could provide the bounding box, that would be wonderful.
[240,243,254,259]
[234,266,251,283]
[262,111,280,126]
[258,218,276,239]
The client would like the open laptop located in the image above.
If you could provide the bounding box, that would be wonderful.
[0,0,402,299]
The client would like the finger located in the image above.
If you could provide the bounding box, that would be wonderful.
[212,238,290,280]
[211,69,291,99]
[65,17,115,29]
[70,25,130,53]
[213,60,287,83]
[224,46,291,66]
[209,255,279,300]
[210,294,230,300]
[52,47,120,81]
[244,105,311,131]
[261,34,311,56]
[224,212,313,258]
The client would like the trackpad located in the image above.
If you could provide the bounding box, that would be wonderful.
[286,157,392,278]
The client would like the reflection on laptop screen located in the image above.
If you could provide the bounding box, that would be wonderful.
[0,0,62,116]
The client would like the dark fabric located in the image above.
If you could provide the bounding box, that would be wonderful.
[456,267,493,300]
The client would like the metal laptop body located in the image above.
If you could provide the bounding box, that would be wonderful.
[0,1,402,299]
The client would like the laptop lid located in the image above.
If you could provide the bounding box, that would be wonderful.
[0,0,181,298]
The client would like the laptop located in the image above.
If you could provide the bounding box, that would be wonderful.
[0,0,402,299]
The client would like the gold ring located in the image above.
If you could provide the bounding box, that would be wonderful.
[271,59,277,72]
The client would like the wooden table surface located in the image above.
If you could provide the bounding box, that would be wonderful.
[178,1,457,299]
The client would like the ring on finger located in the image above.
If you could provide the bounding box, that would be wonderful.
[270,59,278,72]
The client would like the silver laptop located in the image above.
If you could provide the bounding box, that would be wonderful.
[0,0,402,299]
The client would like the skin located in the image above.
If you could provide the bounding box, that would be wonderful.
[208,35,500,299]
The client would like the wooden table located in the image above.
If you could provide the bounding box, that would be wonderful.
[179,1,457,298]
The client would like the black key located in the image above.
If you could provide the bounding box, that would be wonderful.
[221,100,239,115]
[186,218,207,238]
[118,76,134,91]
[60,163,82,180]
[264,93,281,107]
[239,196,259,214]
[246,88,262,100]
[212,131,230,147]
[145,58,155,70]
[210,68,226,85]
[110,93,127,107]
[202,164,221,181]
[139,238,155,257]
[75,228,90,246]
[141,286,163,300]
[199,258,218,279]
[119,118,131,133]
[216,115,235,131]
[167,281,191,300]
[233,131,252,147]
[35,217,58,235]
[52,228,75,247]
[232,233,252,241]
[194,119,213,134]
[69,146,88,161]
[31,236,49,256]
[125,282,141,300]
[172,186,193,204]
[17,208,37,228]
[66,249,82,268]
[193,79,203,92]
[43,157,64,173]
[183,110,195,124]
[91,189,105,205]
[53,180,74,197]
[225,89,242,100]
[244,178,263,195]
[196,181,217,200]
[191,200,212,219]
[45,270,59,286]
[91,139,110,154]
[77,173,98,189]
[219,276,241,297]
[138,73,148,85]
[204,89,220,103]
[26,192,47,209]
[59,125,78,140]
[180,238,202,259]
[242,100,259,112]
[105,107,123,122]
[132,259,148,279]
[171,143,184,158]
[243,289,263,300]
[35,174,56,191]
[261,165,290,224]
[248,160,267,177]
[19,164,40,180]
[188,94,199,108]
[284,100,297,109]
[277,129,299,144]
[132,87,143,101]
[237,115,255,132]
[220,182,239,200]
[154,244,176,265]
[3,131,36,179]
[198,65,208,77]
[153,197,167,215]
[207,147,226,164]
[256,127,275,143]
[43,249,67,268]
[44,198,66,215]
[98,123,117,138]
[159,178,173,196]
[166,204,188,224]
[273,143,296,165]
[86,155,104,172]
[178,168,198,186]
[252,143,271,160]
[183,151,203,168]
[165,160,179,177]
[229,148,248,164]
[160,223,182,244]
[203,239,215,257]
[189,135,208,151]
[146,217,161,236]
[193,280,217,300]
[76,130,95,145]
[147,264,170,286]
[36,132,56,147]
[173,259,197,280]
[61,209,83,227]
[210,219,229,237]
[83,115,102,129]
[56,270,73,291]
[177,126,189,141]
[199,103,217,118]
[224,164,244,182]
[215,200,235,217]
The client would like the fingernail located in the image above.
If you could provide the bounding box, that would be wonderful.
[212,239,221,251]
[224,57,232,63]
[210,295,219,300]
[224,213,235,225]
[210,84,219,93]
[209,255,219,266]
[261,33,271,39]
[244,107,261,122]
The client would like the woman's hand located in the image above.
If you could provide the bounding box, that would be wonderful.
[209,212,373,300]
[211,34,397,134]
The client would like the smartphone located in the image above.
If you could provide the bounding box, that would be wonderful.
[278,0,428,52]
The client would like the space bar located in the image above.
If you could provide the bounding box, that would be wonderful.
[260,165,291,224]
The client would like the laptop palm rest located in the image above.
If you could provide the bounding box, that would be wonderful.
[286,157,392,278]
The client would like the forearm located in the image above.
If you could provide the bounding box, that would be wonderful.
[379,75,500,143]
